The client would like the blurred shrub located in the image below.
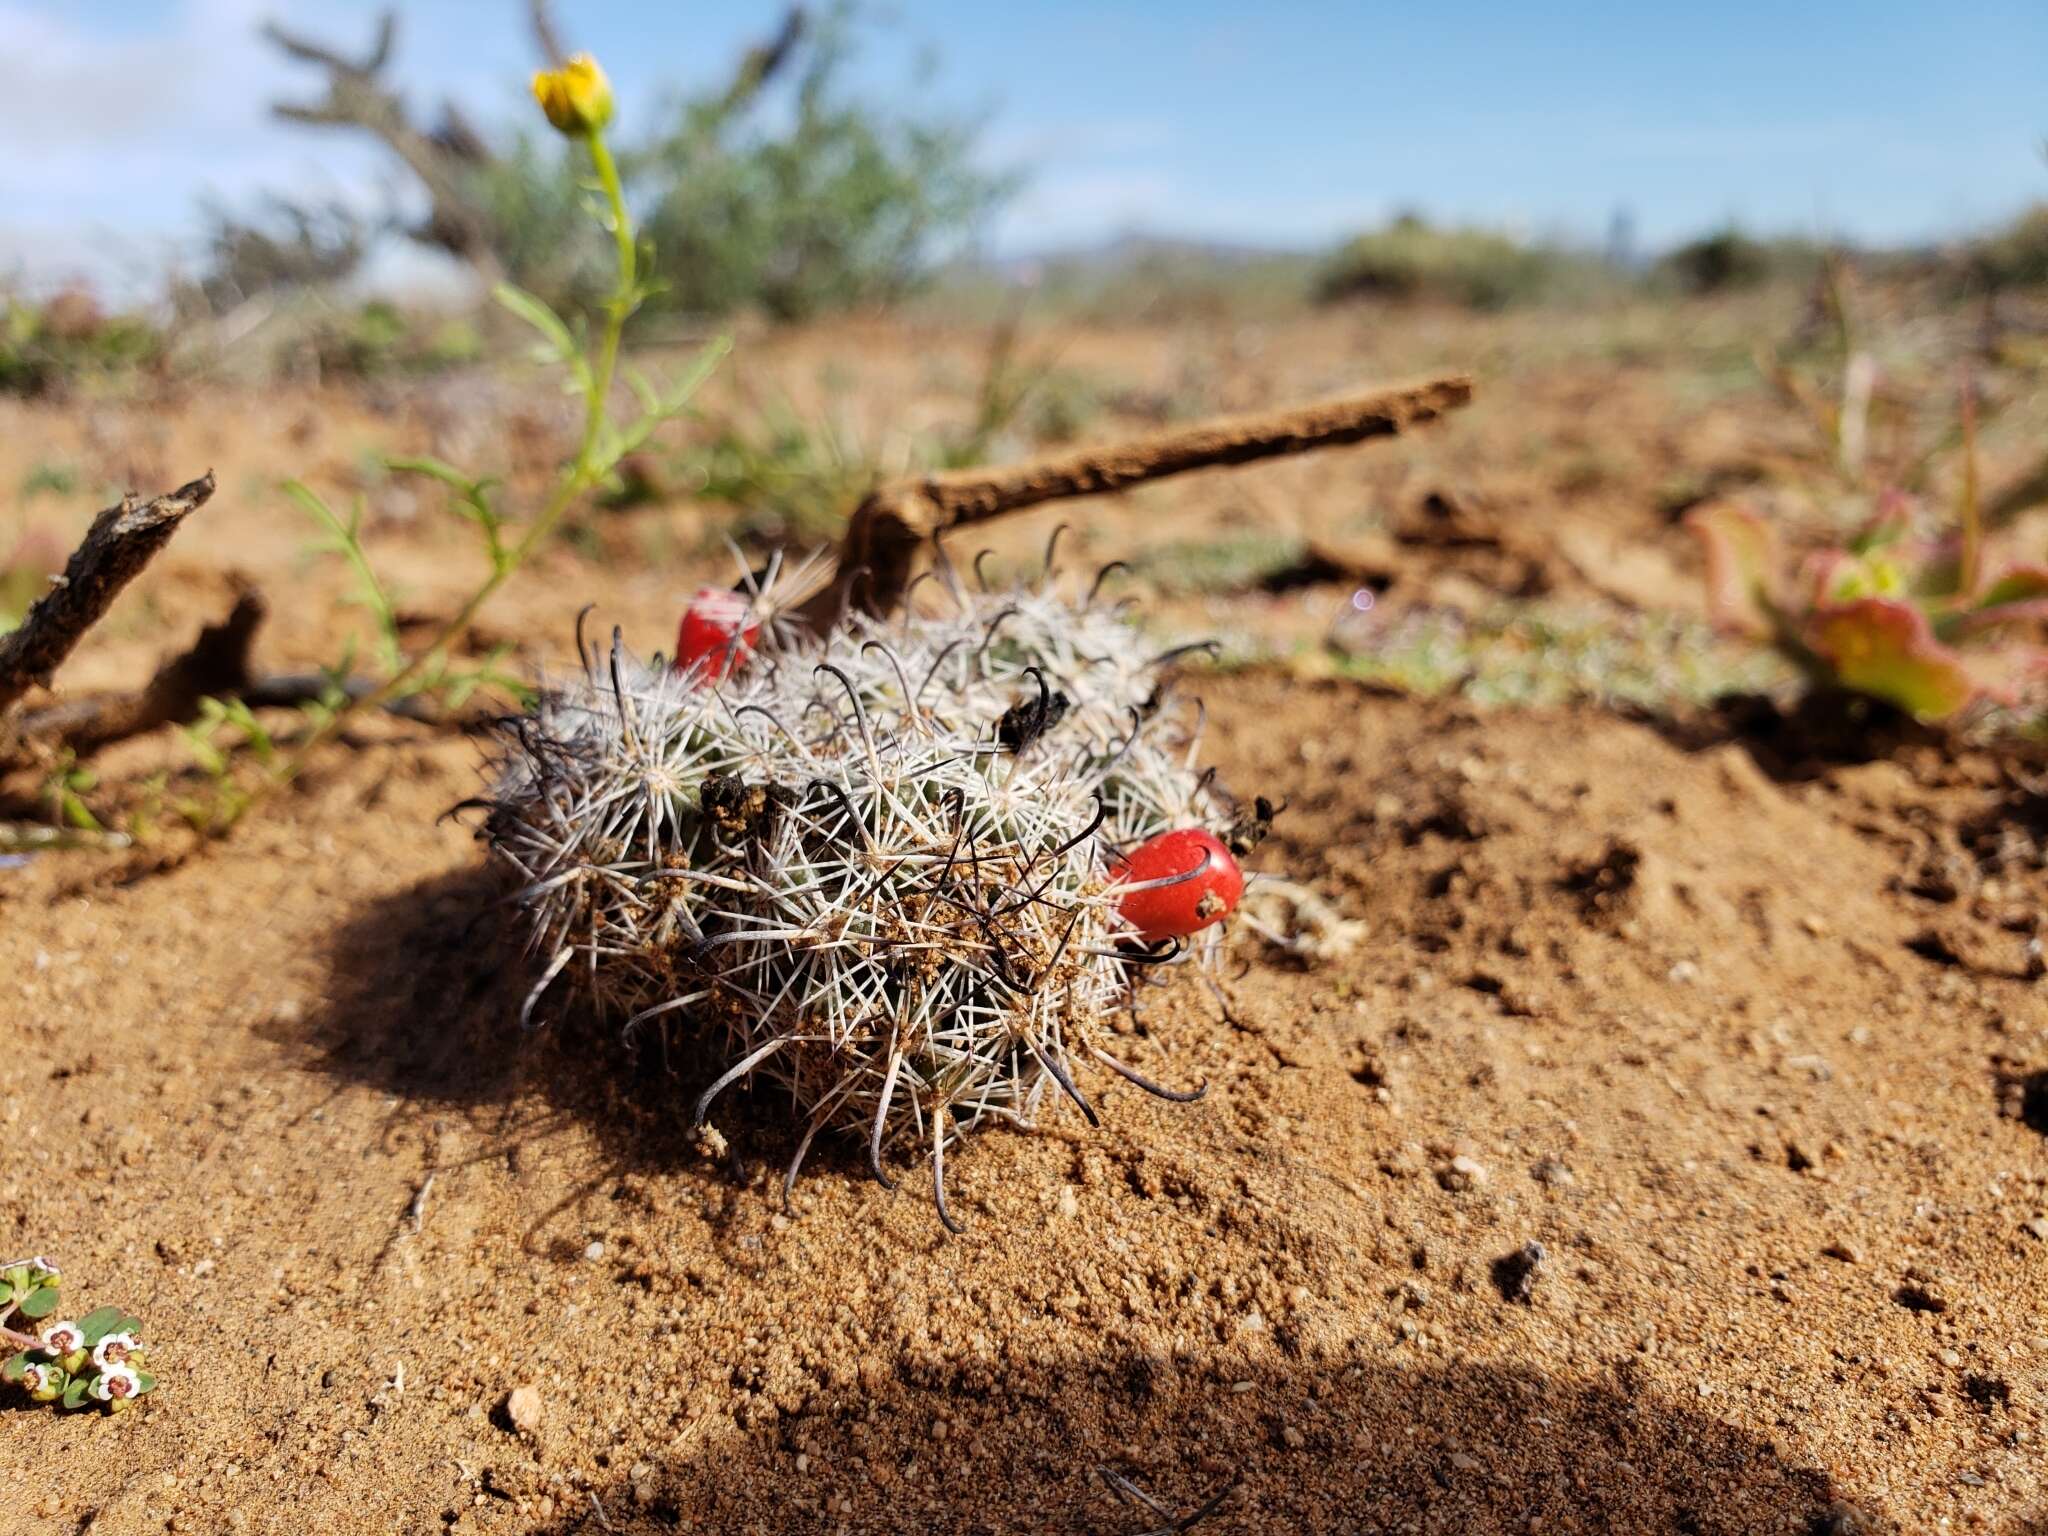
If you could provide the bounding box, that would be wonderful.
[1656,227,1823,294]
[1957,204,2048,292]
[194,198,369,310]
[292,302,483,379]
[629,6,1014,320]
[233,2,1011,326]
[0,291,162,398]
[1316,215,1598,309]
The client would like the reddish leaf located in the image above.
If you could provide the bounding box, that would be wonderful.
[1805,598,1979,720]
[1685,504,1777,636]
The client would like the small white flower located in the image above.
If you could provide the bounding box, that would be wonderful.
[91,1332,138,1369]
[20,1363,57,1394]
[36,1320,84,1356]
[89,1363,140,1402]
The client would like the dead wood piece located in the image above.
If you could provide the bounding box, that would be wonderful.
[801,373,1473,626]
[4,592,445,766]
[0,473,216,718]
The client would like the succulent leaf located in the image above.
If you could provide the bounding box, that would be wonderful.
[1805,598,1979,720]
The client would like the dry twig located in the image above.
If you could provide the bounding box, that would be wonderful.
[1,591,440,768]
[799,373,1473,626]
[0,473,216,719]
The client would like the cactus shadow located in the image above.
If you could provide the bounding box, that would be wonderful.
[289,862,841,1229]
[525,1350,1901,1536]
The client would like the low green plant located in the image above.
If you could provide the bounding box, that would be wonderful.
[1322,599,1788,711]
[1688,492,2048,721]
[1,1259,156,1414]
[205,52,725,832]
[0,294,161,398]
[297,301,484,378]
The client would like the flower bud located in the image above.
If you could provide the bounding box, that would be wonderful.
[21,1362,63,1402]
[531,54,613,137]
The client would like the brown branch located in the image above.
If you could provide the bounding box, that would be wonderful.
[529,0,568,66]
[263,13,506,283]
[3,593,441,766]
[0,473,216,718]
[801,373,1474,626]
[717,8,807,120]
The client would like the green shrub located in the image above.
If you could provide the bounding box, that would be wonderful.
[1316,215,1589,310]
[1958,204,2048,291]
[1656,227,1823,294]
[0,293,162,398]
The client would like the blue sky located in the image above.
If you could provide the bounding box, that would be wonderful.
[5,0,2044,297]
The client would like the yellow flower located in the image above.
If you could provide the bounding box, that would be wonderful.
[532,54,613,137]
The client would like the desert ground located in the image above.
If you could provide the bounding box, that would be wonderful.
[2,293,2046,1535]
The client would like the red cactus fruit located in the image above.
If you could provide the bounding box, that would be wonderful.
[1113,827,1244,941]
[676,587,761,680]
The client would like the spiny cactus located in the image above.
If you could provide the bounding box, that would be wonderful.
[477,545,1256,1229]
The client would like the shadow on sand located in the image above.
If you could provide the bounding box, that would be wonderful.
[523,1350,1892,1535]
[294,868,1908,1536]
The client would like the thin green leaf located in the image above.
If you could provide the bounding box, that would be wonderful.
[490,283,577,361]
[2,1351,28,1382]
[61,1378,89,1411]
[385,455,481,494]
[78,1306,124,1346]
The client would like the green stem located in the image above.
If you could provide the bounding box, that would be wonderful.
[258,124,640,801]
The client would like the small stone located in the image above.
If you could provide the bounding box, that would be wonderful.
[1940,1349,1963,1368]
[1280,1424,1305,1449]
[1449,1452,1481,1472]
[503,1385,543,1435]
[1821,1241,1863,1265]
[1668,959,1699,984]
[583,1241,605,1262]
[1437,1155,1488,1192]
[1057,1186,1080,1220]
[2022,1217,2048,1242]
[1531,1157,1574,1188]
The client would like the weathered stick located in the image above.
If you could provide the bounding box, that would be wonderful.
[800,373,1472,625]
[0,473,216,718]
[2,591,440,765]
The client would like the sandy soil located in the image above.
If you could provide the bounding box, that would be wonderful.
[2,303,2046,1534]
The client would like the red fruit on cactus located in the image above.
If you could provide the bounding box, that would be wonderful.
[1113,827,1244,941]
[676,587,761,679]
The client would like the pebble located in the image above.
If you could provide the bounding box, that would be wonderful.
[1531,1157,1574,1188]
[1822,1241,1863,1265]
[504,1385,544,1435]
[1280,1424,1305,1448]
[583,1241,605,1262]
[2023,1217,2048,1242]
[1437,1155,1488,1192]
